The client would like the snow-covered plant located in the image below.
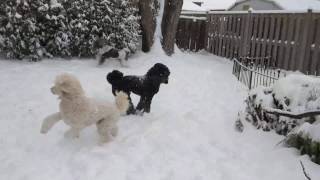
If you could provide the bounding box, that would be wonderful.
[241,74,320,135]
[286,123,320,164]
[103,0,140,52]
[239,74,320,164]
[63,0,140,57]
[38,0,71,57]
[0,0,44,61]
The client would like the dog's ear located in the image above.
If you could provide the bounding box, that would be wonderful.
[59,82,72,95]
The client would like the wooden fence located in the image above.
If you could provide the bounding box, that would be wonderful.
[177,10,320,75]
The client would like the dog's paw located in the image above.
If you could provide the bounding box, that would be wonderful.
[64,129,80,139]
[40,128,48,134]
[40,124,50,134]
[99,136,113,144]
[135,110,144,116]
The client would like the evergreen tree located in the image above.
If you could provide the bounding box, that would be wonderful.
[107,0,140,52]
[0,0,141,60]
[38,0,71,57]
[0,0,44,61]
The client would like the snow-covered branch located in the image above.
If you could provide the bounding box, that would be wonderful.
[264,107,320,119]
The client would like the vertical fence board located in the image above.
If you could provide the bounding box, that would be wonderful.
[251,16,259,57]
[290,16,302,70]
[283,15,295,69]
[261,15,270,59]
[311,17,320,74]
[297,10,313,72]
[255,14,265,58]
[278,15,288,69]
[267,16,275,58]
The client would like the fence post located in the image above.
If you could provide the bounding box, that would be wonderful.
[297,9,313,73]
[204,11,210,51]
[249,70,253,90]
[241,10,252,57]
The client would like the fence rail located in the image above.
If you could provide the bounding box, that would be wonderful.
[177,10,320,75]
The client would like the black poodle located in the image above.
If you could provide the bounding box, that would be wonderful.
[106,63,170,115]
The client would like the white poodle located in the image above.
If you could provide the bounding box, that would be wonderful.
[40,73,129,143]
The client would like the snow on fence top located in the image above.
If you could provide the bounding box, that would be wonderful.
[183,0,235,11]
[179,15,207,21]
[182,9,320,16]
[208,9,320,14]
[181,10,207,15]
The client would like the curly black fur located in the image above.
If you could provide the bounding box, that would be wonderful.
[106,63,170,115]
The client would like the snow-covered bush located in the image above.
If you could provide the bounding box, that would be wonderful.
[38,0,71,57]
[241,74,320,135]
[0,0,45,61]
[60,0,140,57]
[286,123,320,164]
[0,0,140,60]
[239,74,320,164]
[106,0,141,52]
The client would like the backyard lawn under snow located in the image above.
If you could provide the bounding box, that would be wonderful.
[1,50,320,180]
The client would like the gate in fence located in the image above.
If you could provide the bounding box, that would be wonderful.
[232,57,282,89]
[176,12,207,51]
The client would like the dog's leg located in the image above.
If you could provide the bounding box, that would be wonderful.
[126,95,136,115]
[96,119,117,143]
[40,112,62,134]
[64,127,81,138]
[136,96,147,115]
[111,127,118,137]
[98,57,106,65]
[144,95,154,113]
[119,58,129,67]
[136,96,145,110]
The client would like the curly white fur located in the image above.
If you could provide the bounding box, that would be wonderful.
[40,73,129,143]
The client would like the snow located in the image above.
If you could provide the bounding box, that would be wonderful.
[182,1,207,11]
[154,0,165,41]
[183,0,236,11]
[295,122,320,142]
[273,74,320,113]
[220,0,320,11]
[15,13,22,19]
[180,15,207,21]
[1,51,320,179]
[248,86,275,108]
[50,0,62,9]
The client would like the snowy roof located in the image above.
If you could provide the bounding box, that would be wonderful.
[183,0,236,11]
[182,1,207,11]
[230,0,320,10]
[271,0,320,10]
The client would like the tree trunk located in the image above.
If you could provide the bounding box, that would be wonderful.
[161,0,183,55]
[139,0,156,52]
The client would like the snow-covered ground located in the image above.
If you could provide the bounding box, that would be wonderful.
[0,50,319,180]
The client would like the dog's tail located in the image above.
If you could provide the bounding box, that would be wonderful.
[115,91,129,115]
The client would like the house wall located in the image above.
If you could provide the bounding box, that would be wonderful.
[229,0,282,11]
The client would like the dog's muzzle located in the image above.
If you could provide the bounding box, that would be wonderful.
[51,86,57,94]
